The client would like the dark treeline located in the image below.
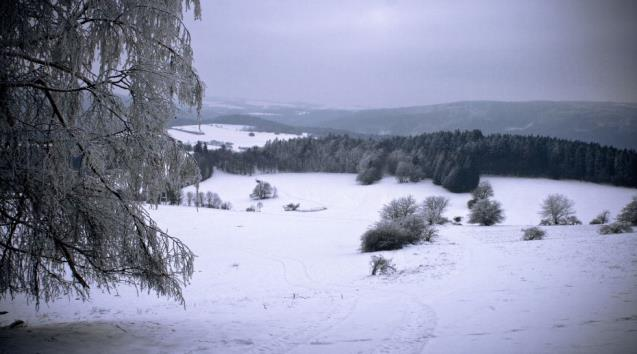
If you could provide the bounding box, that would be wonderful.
[190,130,637,193]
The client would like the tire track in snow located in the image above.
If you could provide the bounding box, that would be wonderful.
[235,232,444,353]
[282,283,438,354]
[235,247,366,354]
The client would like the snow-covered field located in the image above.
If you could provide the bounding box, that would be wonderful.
[167,124,302,151]
[2,173,637,353]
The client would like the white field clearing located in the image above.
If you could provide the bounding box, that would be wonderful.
[2,173,637,354]
[167,124,303,151]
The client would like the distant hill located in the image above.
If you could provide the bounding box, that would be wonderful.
[171,113,366,138]
[269,101,637,150]
[210,115,358,137]
[171,99,637,150]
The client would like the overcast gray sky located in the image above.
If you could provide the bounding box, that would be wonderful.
[185,0,637,108]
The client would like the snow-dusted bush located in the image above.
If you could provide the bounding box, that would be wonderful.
[283,203,300,211]
[522,227,546,241]
[452,216,463,225]
[469,199,504,226]
[246,205,256,212]
[422,196,450,225]
[361,217,435,252]
[540,215,582,226]
[362,196,438,252]
[370,255,396,276]
[599,222,633,235]
[250,179,277,200]
[617,196,637,225]
[380,196,419,221]
[399,214,437,242]
[419,222,438,242]
[590,210,610,225]
[361,222,411,252]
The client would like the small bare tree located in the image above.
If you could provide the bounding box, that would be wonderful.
[205,191,214,208]
[370,255,396,275]
[186,191,194,207]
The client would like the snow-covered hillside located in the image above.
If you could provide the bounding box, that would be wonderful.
[2,173,636,353]
[186,172,635,226]
[167,124,303,151]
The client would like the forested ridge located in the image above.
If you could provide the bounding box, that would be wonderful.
[190,130,637,193]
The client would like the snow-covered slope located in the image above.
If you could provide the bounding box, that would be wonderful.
[167,123,303,151]
[2,174,636,353]
[186,172,635,226]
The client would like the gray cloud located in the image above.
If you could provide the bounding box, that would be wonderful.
[185,0,637,107]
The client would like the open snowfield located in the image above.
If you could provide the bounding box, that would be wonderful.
[167,124,303,151]
[2,173,637,353]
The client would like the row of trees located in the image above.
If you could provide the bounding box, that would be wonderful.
[523,196,637,240]
[192,131,637,193]
[185,191,232,210]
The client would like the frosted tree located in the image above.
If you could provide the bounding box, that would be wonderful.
[472,181,494,200]
[589,210,610,225]
[205,191,214,208]
[467,180,493,209]
[250,179,276,200]
[196,191,205,208]
[0,0,203,306]
[395,161,415,183]
[617,196,637,225]
[539,194,576,225]
[469,199,504,226]
[356,152,383,185]
[380,196,419,221]
[422,196,450,225]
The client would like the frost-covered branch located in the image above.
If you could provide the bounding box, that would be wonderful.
[0,0,203,306]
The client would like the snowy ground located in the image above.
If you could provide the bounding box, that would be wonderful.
[2,173,637,353]
[167,124,303,151]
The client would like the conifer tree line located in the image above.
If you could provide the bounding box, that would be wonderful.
[190,130,637,192]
